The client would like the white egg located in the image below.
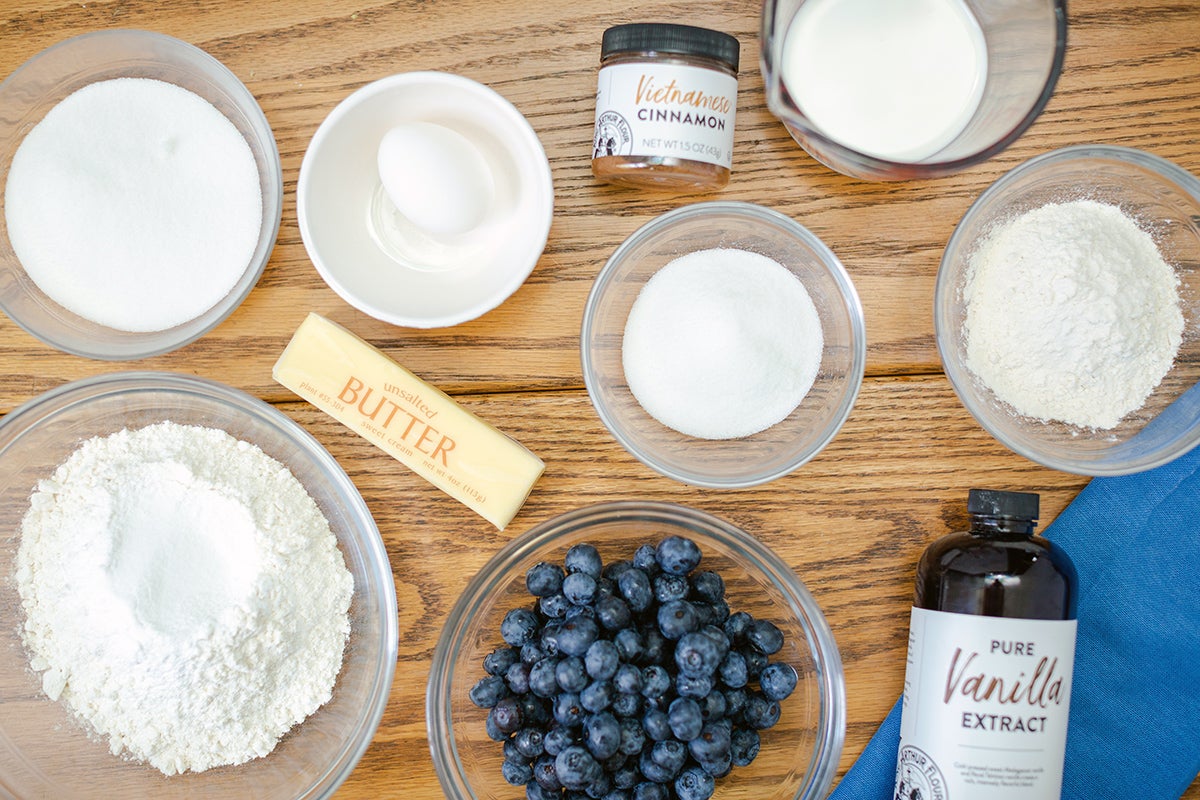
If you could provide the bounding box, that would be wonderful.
[376,121,496,237]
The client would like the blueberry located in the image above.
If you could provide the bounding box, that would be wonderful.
[642,707,671,742]
[544,724,576,756]
[502,608,540,647]
[617,567,653,613]
[649,738,687,775]
[529,657,559,698]
[527,782,559,800]
[522,640,549,665]
[613,627,643,663]
[555,745,602,791]
[554,692,586,728]
[724,611,752,645]
[674,766,715,800]
[637,749,675,784]
[564,572,599,606]
[746,619,784,655]
[503,759,533,785]
[613,663,643,695]
[485,710,507,741]
[469,674,508,708]
[698,624,731,656]
[527,561,566,597]
[675,672,714,699]
[742,691,782,730]
[484,647,520,676]
[640,664,671,699]
[741,647,768,680]
[632,543,659,573]
[674,631,723,679]
[723,687,748,719]
[586,639,620,681]
[565,603,597,621]
[500,660,528,694]
[657,600,699,640]
[602,559,633,582]
[718,651,748,689]
[558,616,600,657]
[613,763,640,789]
[698,690,726,722]
[565,543,603,577]
[730,727,760,766]
[689,571,724,603]
[504,736,525,764]
[618,716,646,755]
[655,536,701,576]
[534,753,563,790]
[610,690,641,718]
[760,662,798,701]
[586,772,612,799]
[667,696,703,741]
[584,712,621,760]
[632,783,668,800]
[489,695,523,736]
[514,727,546,758]
[653,573,690,604]
[687,722,731,767]
[642,629,668,665]
[595,593,632,631]
[557,656,590,693]
[520,693,552,727]
[580,680,614,713]
[539,593,569,619]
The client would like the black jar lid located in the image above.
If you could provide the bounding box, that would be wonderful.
[968,489,1040,521]
[601,23,740,74]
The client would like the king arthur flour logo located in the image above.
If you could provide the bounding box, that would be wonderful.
[895,744,948,800]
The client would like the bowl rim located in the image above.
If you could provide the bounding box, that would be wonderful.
[935,143,1200,476]
[0,29,284,361]
[0,370,398,799]
[425,499,847,800]
[759,0,1068,181]
[580,200,867,488]
[296,70,554,329]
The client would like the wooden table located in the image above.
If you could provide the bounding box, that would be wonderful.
[1,0,1197,797]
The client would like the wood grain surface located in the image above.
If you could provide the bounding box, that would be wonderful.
[1,0,1197,797]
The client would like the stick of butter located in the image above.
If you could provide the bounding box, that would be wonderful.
[273,313,544,530]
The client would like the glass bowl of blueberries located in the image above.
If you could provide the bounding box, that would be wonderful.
[427,500,845,800]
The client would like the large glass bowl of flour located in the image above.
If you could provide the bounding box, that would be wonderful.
[0,372,397,798]
[581,202,866,488]
[936,145,1200,475]
[0,30,283,360]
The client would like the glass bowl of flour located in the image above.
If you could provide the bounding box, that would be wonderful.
[0,30,283,360]
[0,372,397,797]
[581,201,866,488]
[936,144,1200,475]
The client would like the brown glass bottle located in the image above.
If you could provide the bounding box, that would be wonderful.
[915,488,1077,620]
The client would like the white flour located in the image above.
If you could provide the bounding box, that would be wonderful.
[963,199,1183,429]
[15,422,353,775]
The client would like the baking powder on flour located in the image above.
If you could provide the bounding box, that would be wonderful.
[15,422,353,775]
[963,199,1183,430]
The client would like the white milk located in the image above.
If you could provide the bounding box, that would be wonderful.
[780,0,988,162]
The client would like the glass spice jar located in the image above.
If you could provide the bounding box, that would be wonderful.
[592,23,741,191]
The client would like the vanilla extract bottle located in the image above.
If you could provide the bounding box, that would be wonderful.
[895,489,1078,800]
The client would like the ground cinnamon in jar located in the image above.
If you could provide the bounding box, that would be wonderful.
[591,23,740,191]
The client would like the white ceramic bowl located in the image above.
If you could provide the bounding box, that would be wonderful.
[298,71,554,329]
[0,30,282,360]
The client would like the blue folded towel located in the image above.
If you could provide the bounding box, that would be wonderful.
[830,444,1200,799]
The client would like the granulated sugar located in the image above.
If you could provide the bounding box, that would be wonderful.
[15,422,352,775]
[4,77,262,332]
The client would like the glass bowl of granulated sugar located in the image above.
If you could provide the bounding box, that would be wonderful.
[936,144,1200,476]
[0,30,282,360]
[581,201,867,488]
[0,371,397,798]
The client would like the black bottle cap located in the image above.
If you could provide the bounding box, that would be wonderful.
[968,489,1040,521]
[601,23,741,74]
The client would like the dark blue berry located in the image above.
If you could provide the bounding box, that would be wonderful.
[667,696,703,741]
[724,611,752,645]
[554,692,586,728]
[759,662,798,701]
[642,629,668,665]
[585,639,620,681]
[527,561,566,597]
[674,766,715,800]
[610,691,642,718]
[529,657,559,698]
[653,573,689,604]
[580,680,614,713]
[708,599,730,624]
[563,571,599,606]
[502,608,540,647]
[540,593,569,619]
[586,772,613,799]
[613,627,643,663]
[637,749,675,784]
[595,593,632,631]
[640,664,671,699]
[689,571,724,603]
[613,663,643,694]
[674,631,723,679]
[585,712,621,760]
[675,672,714,699]
[617,567,653,613]
[649,738,687,776]
[602,559,633,581]
[698,624,731,656]
[698,690,727,722]
[539,622,562,656]
[505,660,532,695]
[718,651,748,689]
[613,763,640,789]
[469,674,508,708]
[489,695,523,736]
[642,707,671,742]
[484,647,520,676]
[618,716,646,755]
[687,722,731,767]
[503,759,533,785]
[522,640,549,665]
[742,691,781,730]
[723,687,748,719]
[632,543,659,573]
[657,600,699,640]
[746,619,784,655]
[526,781,558,800]
[504,736,524,763]
[558,616,600,657]
[632,783,668,800]
[655,536,701,576]
[520,694,552,727]
[514,727,546,758]
[544,724,576,756]
[565,543,603,577]
[534,754,562,790]
[555,744,602,791]
[557,656,589,693]
[730,727,760,766]
[741,647,768,680]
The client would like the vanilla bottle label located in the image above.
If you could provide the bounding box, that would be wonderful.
[896,607,1076,799]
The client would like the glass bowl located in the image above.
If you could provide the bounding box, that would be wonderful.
[761,0,1066,181]
[427,500,845,800]
[0,30,283,359]
[936,144,1200,475]
[581,201,865,488]
[0,372,397,798]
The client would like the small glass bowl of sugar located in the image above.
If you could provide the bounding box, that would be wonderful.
[581,201,866,488]
[0,30,282,360]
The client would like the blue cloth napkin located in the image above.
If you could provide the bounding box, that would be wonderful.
[830,444,1200,799]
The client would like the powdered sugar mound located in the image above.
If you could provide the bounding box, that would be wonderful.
[963,199,1183,430]
[15,422,353,775]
